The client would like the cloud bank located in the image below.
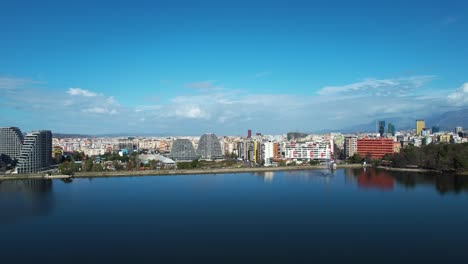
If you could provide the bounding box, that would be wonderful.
[0,75,465,135]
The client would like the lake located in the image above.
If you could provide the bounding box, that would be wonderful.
[1,168,467,263]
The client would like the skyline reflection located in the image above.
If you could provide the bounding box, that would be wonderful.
[344,168,468,194]
[0,179,54,223]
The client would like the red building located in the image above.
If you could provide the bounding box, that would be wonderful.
[357,138,394,159]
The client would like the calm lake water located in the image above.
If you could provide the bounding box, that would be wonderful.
[1,168,467,263]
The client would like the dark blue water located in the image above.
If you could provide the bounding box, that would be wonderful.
[1,168,467,263]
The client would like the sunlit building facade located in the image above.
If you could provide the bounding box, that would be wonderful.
[170,139,198,161]
[357,138,393,159]
[17,130,52,174]
[284,141,332,161]
[197,133,223,160]
[0,127,24,160]
[416,120,425,136]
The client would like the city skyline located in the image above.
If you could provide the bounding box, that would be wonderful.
[1,0,468,134]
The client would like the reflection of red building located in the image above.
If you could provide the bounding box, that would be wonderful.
[357,138,394,159]
[357,170,394,191]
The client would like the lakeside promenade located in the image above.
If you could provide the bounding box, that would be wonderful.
[0,164,363,181]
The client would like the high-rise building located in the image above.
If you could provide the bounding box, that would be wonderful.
[0,127,24,160]
[455,126,463,134]
[247,129,252,138]
[197,133,223,160]
[357,138,394,159]
[387,123,395,136]
[416,120,425,136]
[17,130,52,174]
[344,136,357,158]
[170,139,198,161]
[378,121,385,137]
[262,141,276,165]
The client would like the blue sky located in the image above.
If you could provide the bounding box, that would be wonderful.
[1,0,467,135]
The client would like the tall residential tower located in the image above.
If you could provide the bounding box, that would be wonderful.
[0,127,24,160]
[17,130,52,174]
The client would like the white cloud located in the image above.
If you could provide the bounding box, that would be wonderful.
[0,76,41,90]
[82,107,118,115]
[2,74,464,134]
[67,88,98,97]
[317,76,435,96]
[448,83,468,106]
[184,80,217,89]
[252,71,272,78]
[170,105,208,119]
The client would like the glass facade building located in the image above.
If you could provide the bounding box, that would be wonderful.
[170,139,198,161]
[197,133,223,160]
[0,127,24,160]
[17,130,52,174]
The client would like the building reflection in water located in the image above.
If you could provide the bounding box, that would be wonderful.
[0,179,54,223]
[254,171,275,182]
[356,169,394,191]
[344,168,468,195]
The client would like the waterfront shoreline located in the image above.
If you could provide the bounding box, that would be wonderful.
[375,166,439,173]
[3,164,465,181]
[0,164,363,181]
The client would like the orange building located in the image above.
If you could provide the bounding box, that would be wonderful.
[357,138,394,159]
[273,143,279,158]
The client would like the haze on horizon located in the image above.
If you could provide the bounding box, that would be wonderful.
[1,0,467,135]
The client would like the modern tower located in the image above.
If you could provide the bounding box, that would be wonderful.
[170,139,198,161]
[378,121,385,137]
[17,130,52,174]
[247,129,252,138]
[197,133,223,160]
[416,120,425,136]
[388,123,395,136]
[0,127,24,161]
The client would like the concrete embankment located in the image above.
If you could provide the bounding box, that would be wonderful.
[376,166,439,173]
[73,164,363,178]
[1,164,363,180]
[0,174,71,181]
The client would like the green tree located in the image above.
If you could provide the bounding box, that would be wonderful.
[83,159,93,172]
[59,161,80,175]
[347,153,363,164]
[91,163,104,172]
[190,159,201,168]
[309,160,320,166]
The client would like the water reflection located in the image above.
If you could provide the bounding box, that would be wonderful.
[344,168,468,194]
[254,170,336,185]
[0,179,54,223]
[357,169,394,191]
[253,171,275,182]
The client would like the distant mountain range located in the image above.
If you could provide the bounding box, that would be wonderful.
[337,107,468,133]
[53,108,467,138]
